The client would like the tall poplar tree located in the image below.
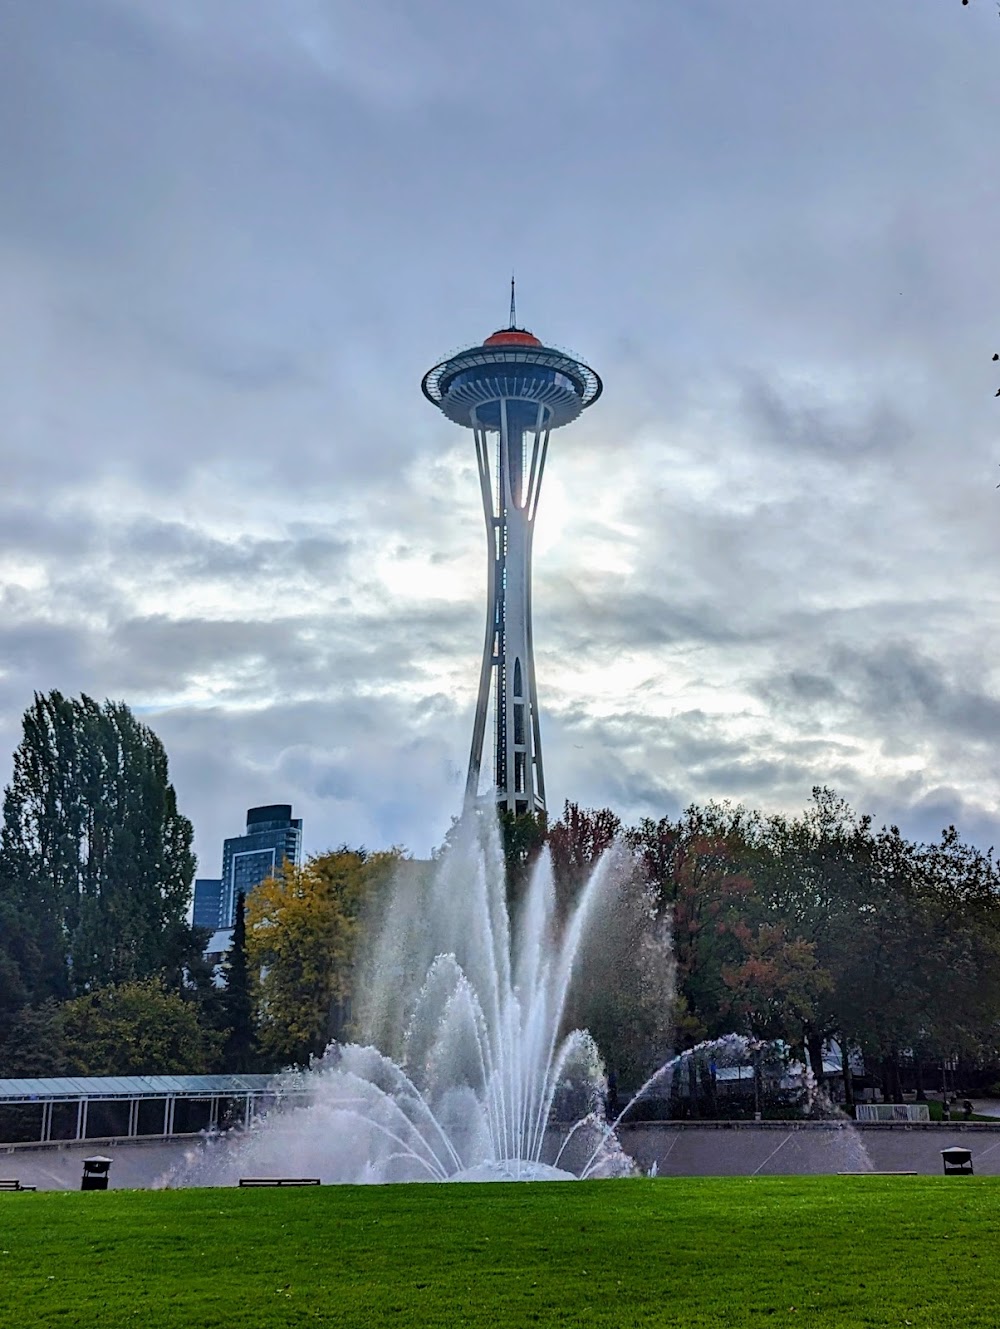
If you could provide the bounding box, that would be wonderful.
[0,691,198,1004]
[0,692,82,1004]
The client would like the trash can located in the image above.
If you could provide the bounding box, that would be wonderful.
[941,1147,973,1176]
[81,1156,112,1191]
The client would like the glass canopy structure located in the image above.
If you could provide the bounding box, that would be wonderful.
[0,1073,300,1146]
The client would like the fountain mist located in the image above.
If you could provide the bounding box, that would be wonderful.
[180,811,762,1186]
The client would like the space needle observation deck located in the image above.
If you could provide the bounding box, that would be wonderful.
[422,288,602,816]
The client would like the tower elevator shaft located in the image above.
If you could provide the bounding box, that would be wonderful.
[467,401,549,816]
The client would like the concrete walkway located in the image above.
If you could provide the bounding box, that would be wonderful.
[968,1099,1000,1119]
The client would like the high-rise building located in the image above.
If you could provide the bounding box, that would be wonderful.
[218,804,303,928]
[422,286,602,815]
[192,877,223,930]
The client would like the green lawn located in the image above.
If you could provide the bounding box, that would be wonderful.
[1,1177,998,1327]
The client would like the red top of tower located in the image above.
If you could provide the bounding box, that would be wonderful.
[483,328,543,348]
[483,277,542,348]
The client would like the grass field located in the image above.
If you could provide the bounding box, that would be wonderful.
[1,1177,998,1327]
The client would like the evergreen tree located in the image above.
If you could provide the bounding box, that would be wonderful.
[219,892,256,1073]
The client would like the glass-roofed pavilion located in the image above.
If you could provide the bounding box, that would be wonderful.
[0,1074,299,1146]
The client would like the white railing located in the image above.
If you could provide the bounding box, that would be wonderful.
[856,1103,930,1123]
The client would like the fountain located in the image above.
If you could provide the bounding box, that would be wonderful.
[178,810,819,1187]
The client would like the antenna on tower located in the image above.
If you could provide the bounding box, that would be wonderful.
[509,274,516,329]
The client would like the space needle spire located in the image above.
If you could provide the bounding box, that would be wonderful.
[422,300,602,816]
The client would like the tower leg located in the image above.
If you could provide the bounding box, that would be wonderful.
[466,428,498,807]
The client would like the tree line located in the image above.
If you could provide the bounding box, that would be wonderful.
[481,793,1000,1106]
[3,692,1000,1112]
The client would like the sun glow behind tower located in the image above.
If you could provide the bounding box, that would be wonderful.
[422,288,602,815]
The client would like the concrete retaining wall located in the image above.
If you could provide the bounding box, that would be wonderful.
[5,1121,1000,1189]
[618,1121,1000,1177]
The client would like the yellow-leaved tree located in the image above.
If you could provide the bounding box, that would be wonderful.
[246,848,400,1066]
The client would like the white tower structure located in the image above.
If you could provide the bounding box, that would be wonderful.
[422,288,602,816]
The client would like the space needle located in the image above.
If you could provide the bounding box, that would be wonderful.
[422,286,602,816]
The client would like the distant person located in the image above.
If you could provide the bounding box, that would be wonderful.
[963,1100,974,1120]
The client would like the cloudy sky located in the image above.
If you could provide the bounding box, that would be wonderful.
[1,0,999,871]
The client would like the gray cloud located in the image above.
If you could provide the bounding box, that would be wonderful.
[0,0,999,868]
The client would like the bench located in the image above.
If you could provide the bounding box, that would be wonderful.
[0,1180,37,1192]
[238,1178,321,1187]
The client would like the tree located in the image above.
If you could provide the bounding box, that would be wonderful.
[0,692,199,1001]
[218,892,256,1073]
[629,805,760,1050]
[0,895,34,1039]
[497,809,547,908]
[0,1000,67,1077]
[0,691,82,1004]
[247,849,400,1066]
[841,825,1000,1093]
[549,801,621,914]
[741,789,876,1079]
[59,980,221,1075]
[544,803,672,1086]
[721,924,831,1043]
[566,853,675,1090]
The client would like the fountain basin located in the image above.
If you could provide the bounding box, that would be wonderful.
[451,1161,575,1183]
